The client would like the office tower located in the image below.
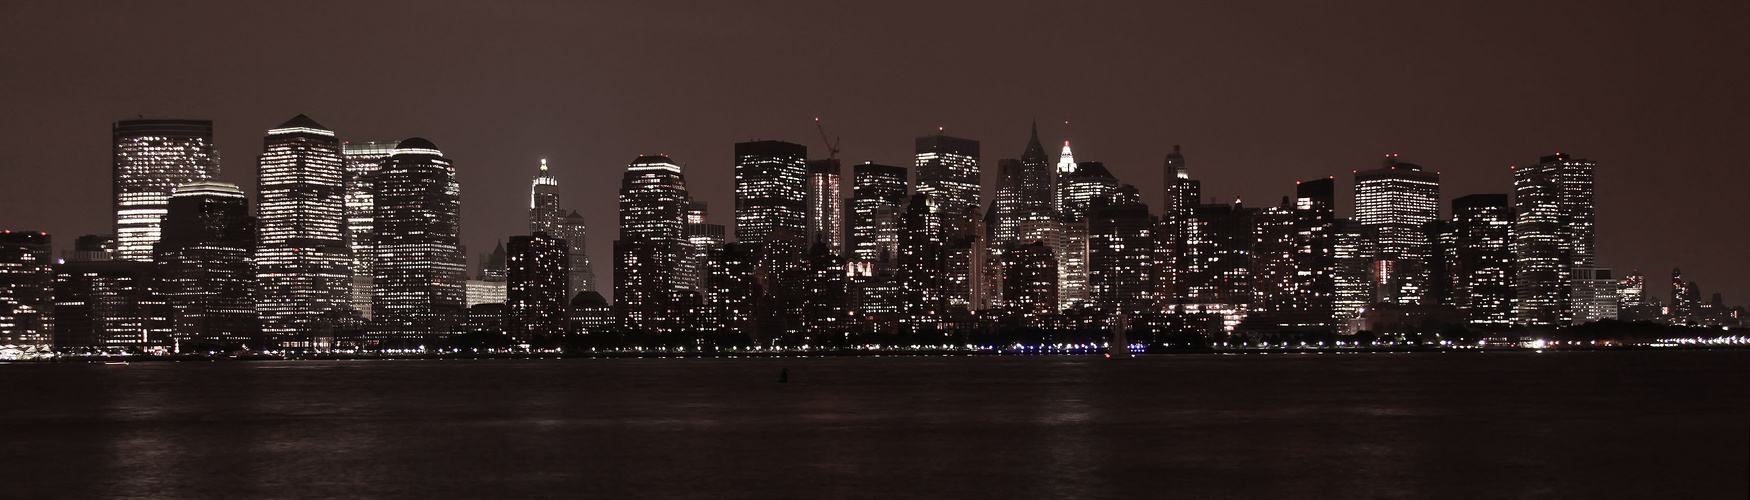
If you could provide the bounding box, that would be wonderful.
[848,162,908,263]
[0,231,53,347]
[1087,186,1155,314]
[52,259,170,350]
[530,159,562,234]
[1054,140,1077,214]
[466,242,507,307]
[1157,146,1200,306]
[1057,161,1119,310]
[992,124,1060,253]
[914,134,981,237]
[560,211,594,295]
[1617,270,1646,308]
[507,233,568,340]
[615,155,690,329]
[1003,240,1058,317]
[941,207,986,313]
[1451,194,1514,326]
[1183,200,1255,306]
[113,119,220,261]
[734,140,808,248]
[801,241,851,334]
[342,140,398,319]
[1250,202,1298,312]
[1290,178,1336,322]
[154,182,256,347]
[897,194,945,328]
[1353,155,1440,305]
[1512,153,1599,326]
[371,138,465,344]
[255,115,351,345]
[685,202,726,293]
[806,159,845,255]
[705,243,758,337]
[1330,220,1375,322]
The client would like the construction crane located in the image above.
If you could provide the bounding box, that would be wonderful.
[814,117,840,160]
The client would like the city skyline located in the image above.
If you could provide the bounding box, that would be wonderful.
[1,2,1746,309]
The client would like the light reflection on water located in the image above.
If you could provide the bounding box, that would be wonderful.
[0,351,1745,499]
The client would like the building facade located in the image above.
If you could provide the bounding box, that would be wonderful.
[255,115,351,345]
[371,138,465,345]
[113,119,220,262]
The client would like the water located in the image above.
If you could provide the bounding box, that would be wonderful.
[3,351,1745,499]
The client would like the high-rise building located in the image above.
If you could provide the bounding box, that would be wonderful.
[530,159,563,235]
[615,155,691,329]
[1617,270,1646,308]
[1057,161,1120,310]
[704,243,758,337]
[371,138,465,345]
[1451,194,1514,326]
[806,159,845,255]
[154,182,256,347]
[255,115,351,346]
[1330,220,1376,323]
[0,231,53,347]
[1157,145,1199,307]
[897,194,945,328]
[685,202,726,293]
[1290,178,1337,323]
[1512,153,1598,326]
[1353,155,1440,305]
[561,211,594,295]
[1251,202,1299,312]
[734,140,808,248]
[524,158,593,298]
[113,119,220,262]
[915,134,981,237]
[992,124,1059,253]
[848,163,908,263]
[507,233,568,340]
[342,140,398,320]
[1054,140,1077,214]
[1087,187,1155,314]
[1184,200,1255,306]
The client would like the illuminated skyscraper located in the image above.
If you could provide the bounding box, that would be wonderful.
[1513,153,1604,326]
[1087,186,1155,314]
[255,115,351,346]
[155,182,256,347]
[848,163,907,263]
[507,232,568,340]
[897,194,945,328]
[1290,178,1337,322]
[806,159,844,255]
[615,155,690,329]
[1183,200,1255,306]
[0,231,54,347]
[371,138,465,344]
[1158,145,1199,306]
[1057,161,1119,310]
[915,134,981,237]
[525,158,594,297]
[685,202,726,292]
[1330,220,1375,322]
[734,141,808,247]
[1054,140,1077,214]
[1451,194,1514,326]
[112,119,220,262]
[1353,155,1440,305]
[531,159,562,234]
[992,124,1059,253]
[342,140,398,319]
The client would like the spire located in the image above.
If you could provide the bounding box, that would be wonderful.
[1057,140,1076,174]
[1021,122,1049,167]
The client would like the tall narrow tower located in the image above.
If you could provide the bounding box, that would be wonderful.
[371,138,465,345]
[255,115,351,346]
[915,134,981,237]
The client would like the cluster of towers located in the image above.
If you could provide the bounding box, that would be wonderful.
[0,117,1743,353]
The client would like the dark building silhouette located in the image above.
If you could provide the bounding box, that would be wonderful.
[1087,186,1155,314]
[734,140,808,248]
[897,194,945,329]
[1003,240,1058,317]
[255,115,351,346]
[1290,178,1337,326]
[53,260,169,350]
[704,243,758,337]
[371,138,465,345]
[1184,200,1255,306]
[154,181,257,348]
[1451,194,1514,326]
[112,119,219,262]
[507,232,568,340]
[567,291,614,335]
[0,231,53,347]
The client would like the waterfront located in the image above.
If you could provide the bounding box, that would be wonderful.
[2,350,1745,499]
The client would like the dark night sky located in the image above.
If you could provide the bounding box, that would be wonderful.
[2,1,1745,305]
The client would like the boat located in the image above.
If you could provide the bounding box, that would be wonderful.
[102,360,128,365]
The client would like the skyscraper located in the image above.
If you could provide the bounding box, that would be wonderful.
[342,140,399,320]
[507,232,568,340]
[1290,178,1337,323]
[734,140,808,247]
[806,159,845,255]
[561,211,594,295]
[914,134,981,237]
[1158,145,1199,306]
[615,155,690,329]
[255,115,351,346]
[154,181,256,347]
[371,138,465,344]
[897,194,945,328]
[848,163,908,263]
[525,158,594,298]
[0,231,53,347]
[1057,161,1119,310]
[113,119,220,262]
[1512,153,1604,326]
[685,202,726,293]
[531,159,562,234]
[1330,220,1376,323]
[1353,155,1440,305]
[1087,186,1155,314]
[991,124,1059,252]
[1451,194,1514,326]
[1002,240,1058,317]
